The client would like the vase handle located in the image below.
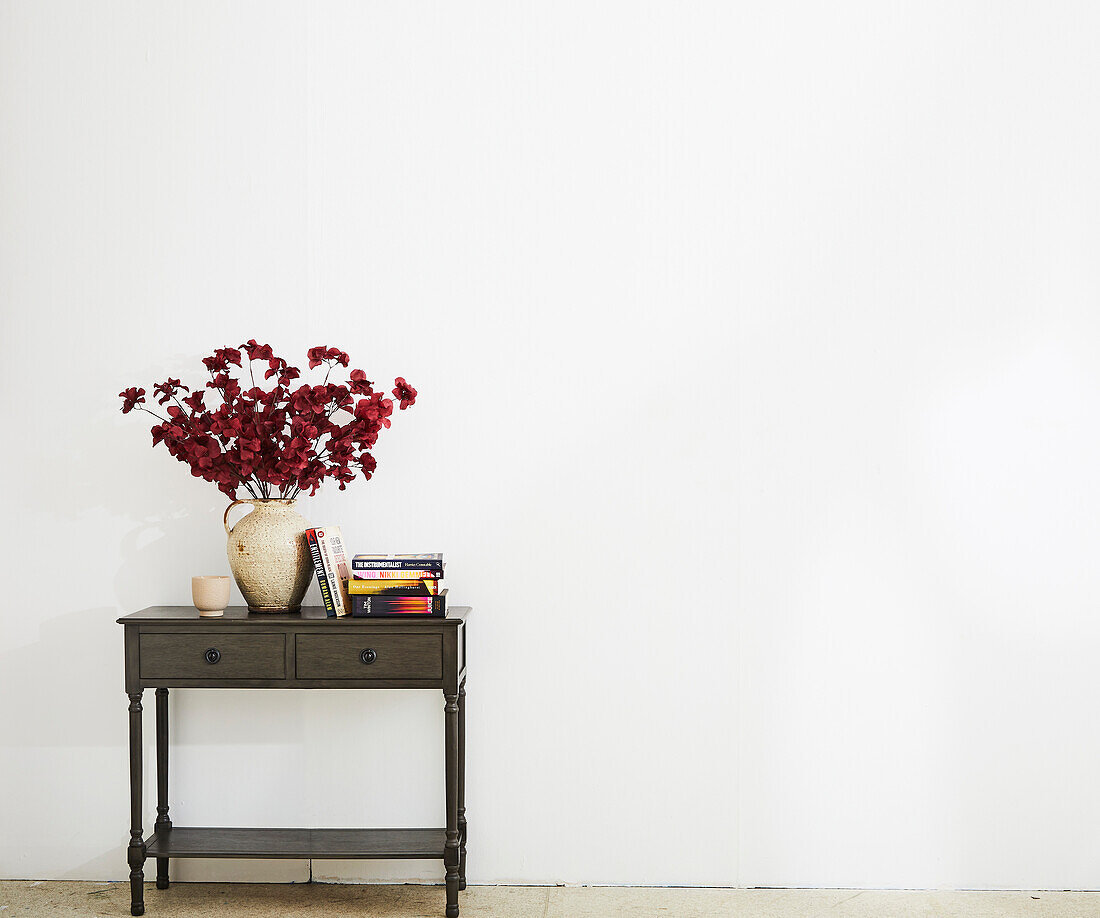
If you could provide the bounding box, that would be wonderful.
[224,499,252,535]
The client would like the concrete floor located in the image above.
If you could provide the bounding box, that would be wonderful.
[0,882,1096,918]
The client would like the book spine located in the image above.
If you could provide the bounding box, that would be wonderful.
[351,569,442,580]
[316,528,350,616]
[327,528,353,615]
[348,580,439,596]
[351,559,444,573]
[305,528,337,617]
[316,534,341,616]
[351,592,446,617]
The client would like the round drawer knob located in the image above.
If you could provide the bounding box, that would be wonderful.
[360,648,377,665]
[204,648,221,665]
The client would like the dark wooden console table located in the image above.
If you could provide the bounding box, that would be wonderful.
[118,605,469,917]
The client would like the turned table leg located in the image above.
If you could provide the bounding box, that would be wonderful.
[127,691,146,916]
[458,681,467,890]
[444,692,460,917]
[155,687,171,889]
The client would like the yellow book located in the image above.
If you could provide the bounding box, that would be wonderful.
[348,578,439,595]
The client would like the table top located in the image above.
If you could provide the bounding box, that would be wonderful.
[118,605,471,625]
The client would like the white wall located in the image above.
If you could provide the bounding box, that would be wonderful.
[1,0,1097,891]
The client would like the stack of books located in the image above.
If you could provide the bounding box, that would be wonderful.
[306,531,446,619]
[350,553,446,617]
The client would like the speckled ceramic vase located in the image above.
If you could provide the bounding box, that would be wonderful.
[223,499,313,613]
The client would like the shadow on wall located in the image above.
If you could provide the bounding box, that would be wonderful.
[0,412,255,747]
[0,389,310,879]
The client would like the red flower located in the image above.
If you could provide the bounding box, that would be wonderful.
[290,384,328,415]
[241,339,274,362]
[203,348,242,372]
[308,345,351,369]
[358,452,377,479]
[153,378,189,405]
[120,387,146,414]
[354,393,393,424]
[121,342,414,499]
[349,368,373,395]
[392,377,417,410]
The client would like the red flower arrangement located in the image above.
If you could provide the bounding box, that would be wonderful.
[120,341,416,499]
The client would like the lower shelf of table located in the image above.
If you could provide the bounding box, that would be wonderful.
[143,827,446,859]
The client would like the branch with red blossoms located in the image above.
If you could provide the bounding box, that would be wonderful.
[120,343,416,499]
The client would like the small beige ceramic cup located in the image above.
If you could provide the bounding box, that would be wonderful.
[192,575,231,617]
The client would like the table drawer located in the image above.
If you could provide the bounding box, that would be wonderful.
[295,633,442,680]
[140,633,286,680]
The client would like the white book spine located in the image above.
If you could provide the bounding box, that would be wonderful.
[317,526,350,616]
[327,528,352,614]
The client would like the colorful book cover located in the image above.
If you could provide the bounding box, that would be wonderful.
[305,528,337,617]
[348,578,439,596]
[352,568,442,581]
[352,553,444,573]
[351,590,447,617]
[315,526,351,616]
